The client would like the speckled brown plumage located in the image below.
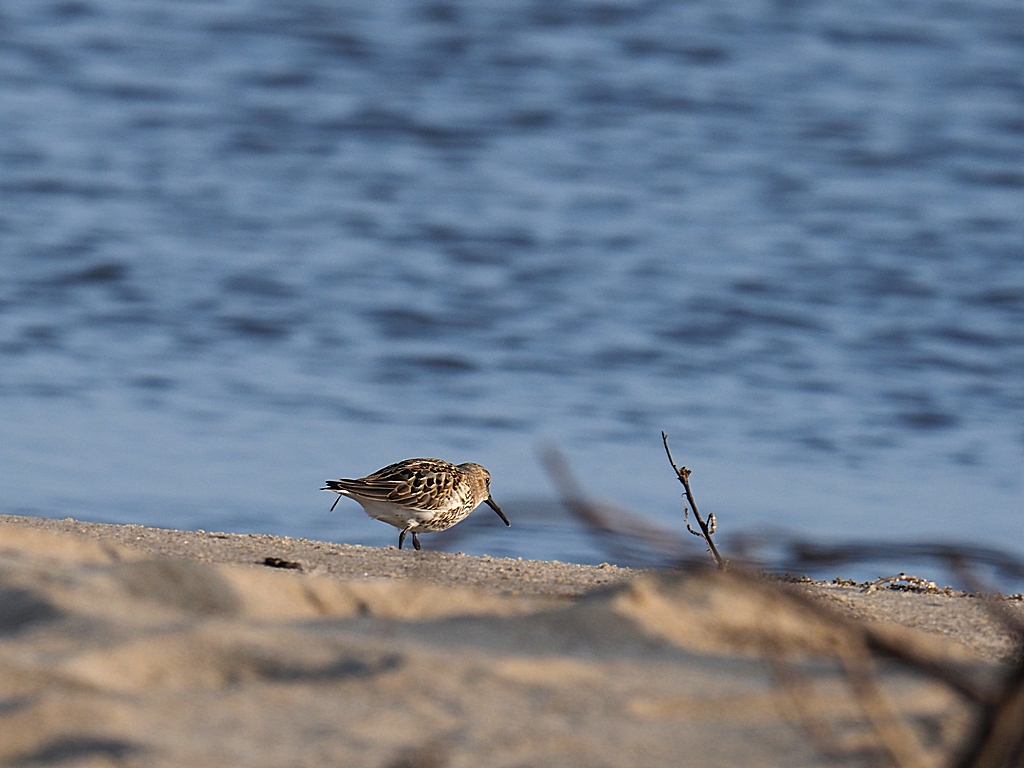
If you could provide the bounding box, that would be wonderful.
[322,458,509,550]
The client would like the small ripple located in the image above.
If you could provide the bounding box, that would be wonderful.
[896,410,958,430]
[425,224,537,265]
[302,32,372,61]
[822,24,942,47]
[221,273,297,299]
[621,38,729,65]
[374,353,479,384]
[431,413,529,431]
[130,375,176,391]
[508,109,558,130]
[416,354,477,372]
[658,319,740,347]
[21,382,81,398]
[52,1,95,18]
[226,108,301,155]
[402,354,477,373]
[954,168,1024,189]
[931,326,1009,349]
[659,303,825,348]
[243,71,316,89]
[798,435,839,453]
[370,309,441,340]
[86,82,178,102]
[591,346,663,370]
[220,316,293,340]
[966,288,1024,310]
[913,353,1002,376]
[20,325,62,349]
[858,267,936,300]
[51,261,129,285]
[3,178,122,198]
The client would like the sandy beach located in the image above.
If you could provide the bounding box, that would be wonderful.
[0,513,1021,767]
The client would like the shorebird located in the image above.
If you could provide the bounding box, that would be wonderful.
[322,458,510,550]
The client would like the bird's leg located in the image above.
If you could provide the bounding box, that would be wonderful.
[330,494,342,512]
[412,532,421,551]
[398,529,407,549]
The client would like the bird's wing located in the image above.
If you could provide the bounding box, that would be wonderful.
[330,458,460,511]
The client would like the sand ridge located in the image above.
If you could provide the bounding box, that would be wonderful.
[0,514,1020,767]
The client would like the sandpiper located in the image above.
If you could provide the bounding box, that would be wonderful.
[322,458,510,550]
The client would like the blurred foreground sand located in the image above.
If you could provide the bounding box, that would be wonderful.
[0,514,1020,767]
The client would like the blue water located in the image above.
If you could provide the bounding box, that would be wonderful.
[1,0,1022,573]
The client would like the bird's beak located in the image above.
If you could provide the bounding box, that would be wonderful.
[485,496,510,526]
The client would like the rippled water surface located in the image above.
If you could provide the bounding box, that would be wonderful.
[2,0,1023,567]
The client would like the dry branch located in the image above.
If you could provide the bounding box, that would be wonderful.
[661,431,726,569]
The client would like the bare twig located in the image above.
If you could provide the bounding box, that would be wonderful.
[661,431,726,569]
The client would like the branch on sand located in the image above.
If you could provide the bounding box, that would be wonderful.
[661,431,726,569]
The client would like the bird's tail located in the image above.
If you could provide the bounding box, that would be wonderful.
[322,480,349,512]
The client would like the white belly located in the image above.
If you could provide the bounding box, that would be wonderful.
[350,498,437,530]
